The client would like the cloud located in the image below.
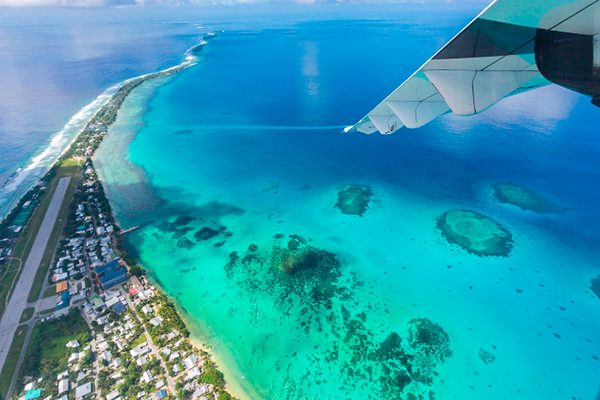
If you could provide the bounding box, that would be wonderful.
[0,0,136,6]
[0,0,484,6]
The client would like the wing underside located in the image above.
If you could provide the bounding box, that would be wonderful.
[350,0,600,134]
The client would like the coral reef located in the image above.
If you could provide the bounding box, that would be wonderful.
[335,184,373,216]
[590,276,600,300]
[493,183,564,214]
[478,348,497,364]
[221,233,452,399]
[437,210,514,257]
[195,227,220,241]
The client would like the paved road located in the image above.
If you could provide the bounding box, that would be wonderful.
[0,177,71,374]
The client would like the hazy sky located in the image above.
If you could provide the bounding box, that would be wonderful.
[0,0,490,8]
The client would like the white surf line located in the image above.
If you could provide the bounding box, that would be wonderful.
[0,42,206,223]
[0,177,71,375]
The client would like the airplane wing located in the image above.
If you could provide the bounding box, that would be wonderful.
[349,0,600,134]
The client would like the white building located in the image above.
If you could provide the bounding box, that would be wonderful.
[58,379,69,394]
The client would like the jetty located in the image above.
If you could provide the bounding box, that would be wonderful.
[120,225,140,235]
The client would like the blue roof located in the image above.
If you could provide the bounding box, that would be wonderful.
[111,302,126,314]
[56,291,71,310]
[157,389,167,399]
[95,261,127,288]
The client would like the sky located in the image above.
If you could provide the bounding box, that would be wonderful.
[0,0,490,8]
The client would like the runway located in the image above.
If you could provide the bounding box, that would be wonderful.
[0,177,70,375]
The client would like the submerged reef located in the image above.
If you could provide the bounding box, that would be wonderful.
[195,227,220,241]
[222,233,452,399]
[492,183,564,214]
[478,348,497,364]
[437,210,514,257]
[335,184,373,216]
[590,276,600,300]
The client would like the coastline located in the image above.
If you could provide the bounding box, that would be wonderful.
[0,43,202,225]
[53,31,246,400]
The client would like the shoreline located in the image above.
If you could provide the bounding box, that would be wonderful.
[50,31,247,400]
[0,49,200,226]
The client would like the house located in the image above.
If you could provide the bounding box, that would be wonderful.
[66,340,80,349]
[183,354,198,370]
[142,371,153,383]
[130,343,149,358]
[156,390,167,400]
[129,276,143,295]
[149,317,163,327]
[100,351,112,363]
[94,261,127,289]
[58,379,69,394]
[136,356,148,366]
[141,305,153,314]
[187,367,201,380]
[106,389,120,400]
[155,380,165,389]
[111,302,126,315]
[74,382,92,400]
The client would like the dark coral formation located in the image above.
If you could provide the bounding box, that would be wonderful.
[478,348,497,364]
[405,318,452,384]
[493,183,564,214]
[437,210,514,257]
[157,215,196,238]
[177,237,195,250]
[335,184,374,216]
[590,276,600,300]
[222,233,452,399]
[195,227,220,241]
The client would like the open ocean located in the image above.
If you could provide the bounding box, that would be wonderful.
[4,3,600,400]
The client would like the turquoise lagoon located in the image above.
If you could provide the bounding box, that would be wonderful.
[95,8,600,400]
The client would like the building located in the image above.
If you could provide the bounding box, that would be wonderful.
[58,379,69,394]
[74,382,92,400]
[142,371,153,383]
[94,261,127,289]
[89,296,105,311]
[183,354,198,370]
[129,276,143,295]
[56,292,71,310]
[156,390,167,400]
[111,302,126,315]
[149,317,163,327]
[56,281,68,293]
[141,305,153,314]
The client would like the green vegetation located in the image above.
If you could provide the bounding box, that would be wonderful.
[0,325,28,399]
[16,311,90,394]
[129,264,143,277]
[0,168,61,318]
[20,307,35,323]
[42,286,56,299]
[27,164,81,304]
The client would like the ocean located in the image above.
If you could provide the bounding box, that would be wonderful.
[6,3,600,400]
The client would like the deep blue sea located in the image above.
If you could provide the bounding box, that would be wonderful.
[4,4,600,399]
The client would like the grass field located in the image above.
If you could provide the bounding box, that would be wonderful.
[27,164,81,304]
[20,308,34,323]
[17,312,89,392]
[0,325,29,399]
[42,286,56,299]
[0,164,81,318]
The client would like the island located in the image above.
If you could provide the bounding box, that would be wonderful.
[0,34,238,400]
[437,210,514,257]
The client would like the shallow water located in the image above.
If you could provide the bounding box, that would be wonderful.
[95,6,600,400]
